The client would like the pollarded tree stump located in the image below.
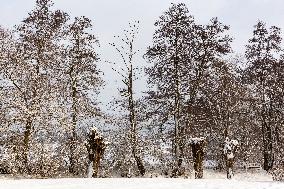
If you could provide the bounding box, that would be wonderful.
[86,126,108,178]
[189,137,206,179]
[223,137,238,179]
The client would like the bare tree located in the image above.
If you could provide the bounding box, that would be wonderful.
[109,21,145,176]
[144,3,195,174]
[244,21,282,171]
[0,0,68,173]
[64,16,102,175]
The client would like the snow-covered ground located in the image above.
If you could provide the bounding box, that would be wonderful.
[1,178,283,189]
[1,171,283,189]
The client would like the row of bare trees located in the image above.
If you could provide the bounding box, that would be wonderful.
[129,3,283,176]
[0,0,102,176]
[0,1,283,178]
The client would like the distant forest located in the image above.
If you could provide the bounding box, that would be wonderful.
[0,0,283,179]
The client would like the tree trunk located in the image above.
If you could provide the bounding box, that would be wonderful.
[226,157,234,179]
[86,128,107,178]
[262,120,274,171]
[128,64,145,176]
[173,30,183,173]
[260,78,274,172]
[23,117,32,173]
[92,149,104,177]
[69,78,77,175]
[133,148,146,176]
[190,139,205,179]
[224,138,238,179]
[87,160,93,178]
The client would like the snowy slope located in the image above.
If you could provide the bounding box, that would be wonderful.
[1,178,283,189]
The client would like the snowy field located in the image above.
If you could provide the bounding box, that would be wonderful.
[1,178,284,189]
[1,171,283,189]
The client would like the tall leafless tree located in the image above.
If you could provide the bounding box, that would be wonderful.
[64,16,102,174]
[109,21,145,176]
[144,3,195,174]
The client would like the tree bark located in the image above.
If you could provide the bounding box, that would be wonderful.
[128,64,145,176]
[86,128,107,178]
[92,148,104,177]
[226,157,234,179]
[69,68,77,175]
[190,139,205,179]
[23,117,32,173]
[262,119,274,171]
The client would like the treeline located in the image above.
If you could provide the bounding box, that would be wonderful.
[0,0,283,178]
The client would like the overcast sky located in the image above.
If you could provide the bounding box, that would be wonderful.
[1,0,284,109]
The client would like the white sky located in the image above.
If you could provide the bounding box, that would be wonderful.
[1,0,284,110]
